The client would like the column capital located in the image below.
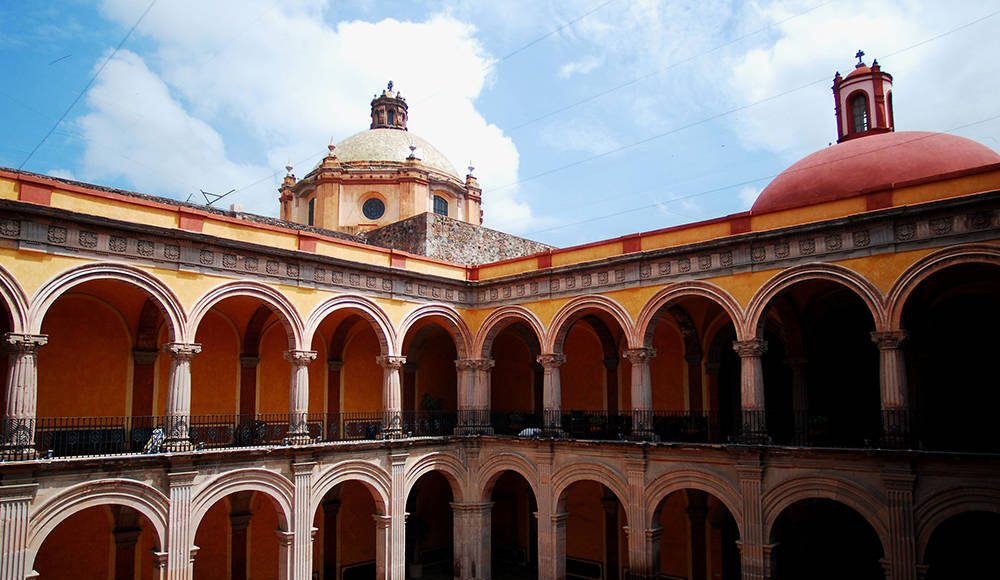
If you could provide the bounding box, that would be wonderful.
[536,353,566,368]
[450,501,494,514]
[622,347,657,364]
[645,526,663,542]
[376,355,407,370]
[550,511,569,526]
[167,470,199,487]
[327,358,344,371]
[275,529,294,547]
[455,358,495,371]
[283,349,317,366]
[4,333,47,353]
[133,348,159,365]
[372,513,392,529]
[0,482,39,502]
[164,342,201,360]
[733,338,767,358]
[153,551,168,570]
[239,354,260,368]
[871,330,907,349]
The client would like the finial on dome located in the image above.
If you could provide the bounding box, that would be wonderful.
[467,163,475,176]
[855,49,866,67]
[406,144,419,161]
[285,162,293,175]
[387,80,394,92]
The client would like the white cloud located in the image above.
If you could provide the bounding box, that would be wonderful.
[539,118,622,155]
[738,185,760,209]
[559,55,602,79]
[45,168,77,181]
[81,0,537,228]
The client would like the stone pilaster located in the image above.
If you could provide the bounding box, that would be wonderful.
[292,461,316,580]
[389,452,408,579]
[736,457,767,580]
[883,467,917,580]
[377,356,406,438]
[623,348,656,439]
[733,339,768,443]
[455,359,494,434]
[275,530,294,580]
[167,470,198,580]
[374,514,392,580]
[0,483,37,580]
[284,350,317,443]
[163,343,201,452]
[624,458,649,576]
[536,354,566,435]
[153,552,168,580]
[871,331,910,447]
[2,333,47,456]
[452,501,493,579]
[645,526,664,578]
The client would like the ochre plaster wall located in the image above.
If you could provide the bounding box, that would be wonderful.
[248,493,280,580]
[191,310,239,415]
[658,493,691,578]
[35,505,113,579]
[341,327,382,412]
[490,332,534,411]
[412,329,458,412]
[194,499,231,579]
[651,322,686,410]
[338,481,378,568]
[562,325,605,411]
[258,324,290,415]
[564,481,606,569]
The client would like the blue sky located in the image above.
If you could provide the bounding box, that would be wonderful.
[2,1,998,248]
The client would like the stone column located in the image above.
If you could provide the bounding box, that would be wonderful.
[153,552,168,580]
[705,361,722,441]
[284,350,317,443]
[624,459,649,577]
[456,359,494,435]
[292,460,316,580]
[646,526,664,579]
[275,530,294,580]
[602,493,621,580]
[377,356,406,439]
[326,359,342,441]
[0,483,37,580]
[374,514,392,580]
[238,355,259,418]
[163,343,201,452]
[389,452,408,579]
[2,333,47,457]
[736,458,767,580]
[131,348,159,418]
[686,490,709,580]
[871,331,910,447]
[604,357,620,415]
[733,339,768,444]
[452,501,493,579]
[229,512,251,580]
[883,468,917,580]
[537,354,565,435]
[534,448,560,579]
[623,348,656,440]
[113,508,142,580]
[167,470,197,580]
[686,353,704,413]
[785,357,809,445]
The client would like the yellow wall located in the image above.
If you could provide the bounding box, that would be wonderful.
[341,327,383,412]
[491,332,534,411]
[34,506,113,579]
[651,322,686,410]
[562,325,605,411]
[191,311,240,415]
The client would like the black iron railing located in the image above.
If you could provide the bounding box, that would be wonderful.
[490,410,544,436]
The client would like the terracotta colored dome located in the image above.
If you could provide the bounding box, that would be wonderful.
[844,65,872,80]
[752,131,1000,214]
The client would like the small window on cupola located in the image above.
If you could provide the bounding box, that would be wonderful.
[387,110,395,126]
[433,195,448,216]
[307,198,315,226]
[849,93,870,133]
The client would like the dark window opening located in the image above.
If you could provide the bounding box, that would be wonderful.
[850,93,869,133]
[307,198,315,226]
[433,195,448,216]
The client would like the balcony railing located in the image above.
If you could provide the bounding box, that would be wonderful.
[1,408,994,461]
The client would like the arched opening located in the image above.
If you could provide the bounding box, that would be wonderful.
[706,326,742,443]
[35,279,174,456]
[849,92,870,133]
[490,471,538,578]
[924,511,1000,578]
[190,295,316,447]
[34,504,161,579]
[651,490,740,580]
[312,310,387,440]
[559,480,627,580]
[759,280,879,447]
[406,471,454,579]
[643,296,739,443]
[487,321,543,435]
[0,302,13,424]
[902,262,1000,451]
[433,195,448,217]
[193,491,286,579]
[401,319,459,436]
[313,481,380,579]
[771,498,883,579]
[557,311,628,439]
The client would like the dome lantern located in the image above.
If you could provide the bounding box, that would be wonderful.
[832,50,894,142]
[370,80,408,130]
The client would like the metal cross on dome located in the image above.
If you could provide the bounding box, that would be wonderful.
[855,49,865,66]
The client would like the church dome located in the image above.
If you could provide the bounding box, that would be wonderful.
[752,131,1000,214]
[332,128,460,179]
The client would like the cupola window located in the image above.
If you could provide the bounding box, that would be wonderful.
[363,197,386,220]
[433,195,448,216]
[307,198,315,226]
[849,93,870,133]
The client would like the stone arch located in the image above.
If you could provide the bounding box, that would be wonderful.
[0,262,28,333]
[304,294,397,356]
[403,451,469,503]
[762,476,889,553]
[190,468,294,545]
[744,263,886,338]
[311,459,392,516]
[645,469,744,537]
[634,281,746,345]
[27,478,169,563]
[915,486,1000,562]
[478,451,541,502]
[187,280,305,349]
[27,263,186,341]
[474,305,546,360]
[551,462,630,513]
[546,295,635,353]
[398,303,472,359]
[886,243,1000,330]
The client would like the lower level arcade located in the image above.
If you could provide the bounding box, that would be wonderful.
[2,438,997,580]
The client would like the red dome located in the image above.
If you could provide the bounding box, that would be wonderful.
[844,65,871,80]
[752,131,1000,214]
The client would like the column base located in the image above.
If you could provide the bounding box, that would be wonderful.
[284,434,314,445]
[163,438,194,452]
[0,446,38,461]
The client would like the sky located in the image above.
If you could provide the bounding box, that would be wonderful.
[2,0,999,248]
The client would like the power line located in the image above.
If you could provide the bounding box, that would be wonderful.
[17,0,158,171]
[518,114,1000,238]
